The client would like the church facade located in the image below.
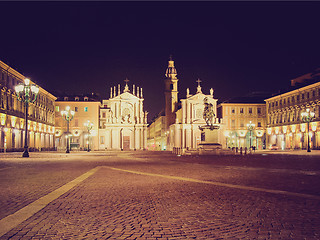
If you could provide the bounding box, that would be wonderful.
[99,80,148,150]
[147,58,222,152]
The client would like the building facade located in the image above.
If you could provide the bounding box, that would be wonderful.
[55,95,100,151]
[0,60,56,152]
[147,114,166,150]
[148,58,222,151]
[218,99,267,150]
[99,81,148,150]
[265,81,320,150]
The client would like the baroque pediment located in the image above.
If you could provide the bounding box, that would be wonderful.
[112,92,140,102]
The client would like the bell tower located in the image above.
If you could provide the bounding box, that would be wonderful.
[164,56,178,129]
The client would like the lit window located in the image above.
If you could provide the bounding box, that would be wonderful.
[55,106,59,112]
[84,107,88,112]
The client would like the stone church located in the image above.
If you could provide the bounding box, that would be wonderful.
[99,80,148,150]
[148,58,222,151]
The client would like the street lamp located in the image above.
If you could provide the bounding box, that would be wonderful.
[301,108,315,152]
[84,120,93,152]
[61,106,75,153]
[15,78,39,157]
[247,121,255,150]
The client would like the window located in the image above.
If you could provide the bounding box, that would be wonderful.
[257,122,262,127]
[100,136,105,144]
[102,112,106,118]
[64,97,68,101]
[231,108,235,114]
[307,92,309,99]
[55,106,59,112]
[276,102,278,106]
[292,96,295,102]
[240,121,244,127]
[257,108,261,114]
[283,99,286,105]
[75,107,78,112]
[231,119,235,128]
[249,108,252,114]
[170,84,174,90]
[84,97,88,101]
[297,95,300,101]
[84,107,88,112]
[240,108,244,114]
[313,91,315,97]
[75,97,79,101]
[301,94,304,99]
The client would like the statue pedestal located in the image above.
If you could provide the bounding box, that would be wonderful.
[198,125,222,155]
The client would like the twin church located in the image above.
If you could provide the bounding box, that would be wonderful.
[55,57,222,152]
[96,57,222,152]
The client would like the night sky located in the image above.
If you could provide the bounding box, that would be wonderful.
[1,1,320,121]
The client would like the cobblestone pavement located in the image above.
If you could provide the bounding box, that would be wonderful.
[0,151,320,239]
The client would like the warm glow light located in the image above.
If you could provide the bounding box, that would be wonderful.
[291,125,296,133]
[239,131,246,137]
[66,106,70,111]
[24,78,30,85]
[224,131,229,137]
[282,126,287,134]
[311,122,317,131]
[256,131,263,137]
[15,84,24,93]
[31,85,39,94]
[275,127,279,135]
[267,128,272,135]
[301,124,306,133]
[0,114,6,125]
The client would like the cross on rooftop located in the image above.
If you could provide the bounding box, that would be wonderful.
[124,78,130,84]
[196,78,202,86]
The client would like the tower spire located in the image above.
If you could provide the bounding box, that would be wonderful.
[164,56,179,130]
[165,56,177,79]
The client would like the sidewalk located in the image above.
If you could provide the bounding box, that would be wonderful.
[254,149,320,156]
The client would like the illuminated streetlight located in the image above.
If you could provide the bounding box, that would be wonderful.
[61,106,75,153]
[84,120,93,152]
[301,108,315,152]
[247,121,255,150]
[15,78,39,157]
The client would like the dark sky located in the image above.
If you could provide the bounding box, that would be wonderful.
[1,1,320,121]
